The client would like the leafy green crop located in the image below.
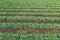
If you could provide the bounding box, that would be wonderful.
[0,23,60,28]
[0,0,60,8]
[0,12,60,16]
[0,32,60,40]
[0,16,60,21]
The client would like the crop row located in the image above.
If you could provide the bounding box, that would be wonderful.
[0,16,60,21]
[0,32,60,40]
[0,8,60,12]
[0,0,60,8]
[0,23,60,28]
[0,12,60,16]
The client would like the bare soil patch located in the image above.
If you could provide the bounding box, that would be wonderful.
[0,28,60,33]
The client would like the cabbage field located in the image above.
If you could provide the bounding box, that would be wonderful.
[0,32,60,40]
[0,0,60,40]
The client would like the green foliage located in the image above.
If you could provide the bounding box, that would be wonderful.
[0,16,60,21]
[0,32,60,40]
[0,23,60,28]
[0,12,60,16]
[0,0,60,8]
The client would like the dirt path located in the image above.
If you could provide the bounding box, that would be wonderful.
[0,28,60,33]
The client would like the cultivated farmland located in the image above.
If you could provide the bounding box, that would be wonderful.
[0,0,60,40]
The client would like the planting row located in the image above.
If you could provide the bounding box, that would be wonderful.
[0,8,60,12]
[0,16,60,21]
[0,0,60,8]
[0,23,60,28]
[0,32,60,40]
[0,12,60,16]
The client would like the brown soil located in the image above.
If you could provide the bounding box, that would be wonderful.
[0,20,60,24]
[0,28,60,33]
